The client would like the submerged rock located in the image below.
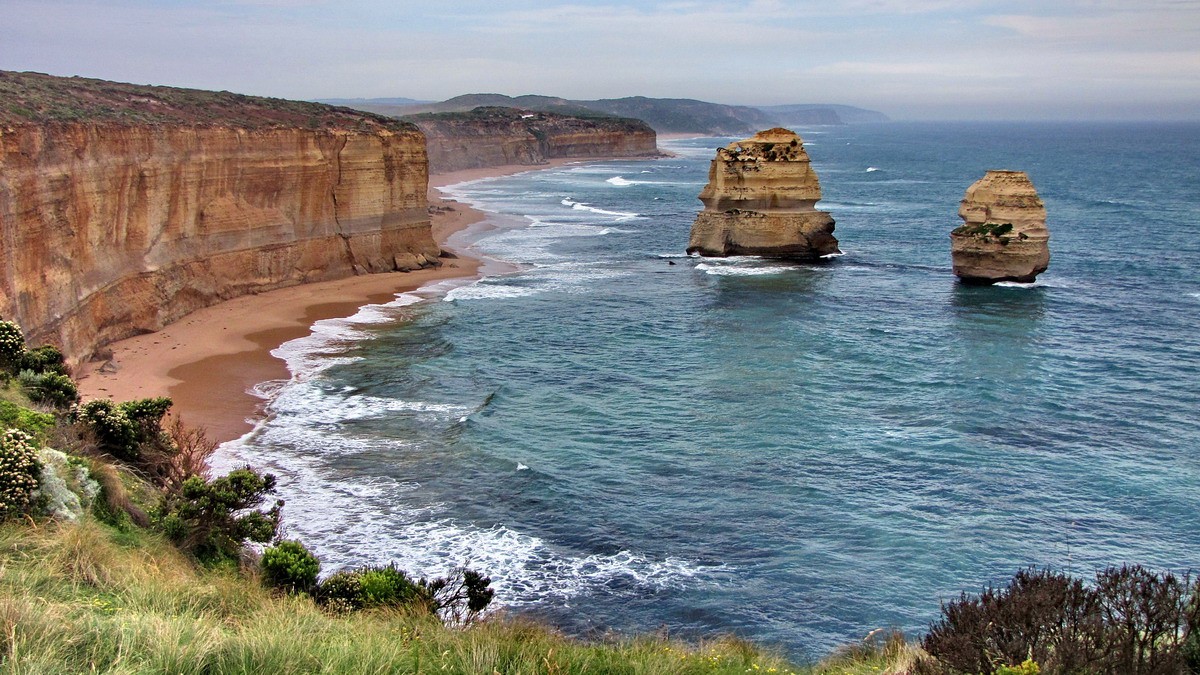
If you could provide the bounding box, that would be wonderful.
[687,128,839,260]
[951,170,1050,284]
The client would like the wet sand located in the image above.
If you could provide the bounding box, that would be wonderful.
[77,161,584,443]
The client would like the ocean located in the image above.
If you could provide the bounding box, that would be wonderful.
[216,121,1200,660]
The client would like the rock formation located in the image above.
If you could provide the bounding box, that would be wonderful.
[0,71,439,366]
[412,107,658,173]
[950,170,1050,284]
[687,128,839,259]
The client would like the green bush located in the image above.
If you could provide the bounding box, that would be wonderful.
[261,540,320,594]
[313,563,494,624]
[75,399,139,459]
[0,321,25,373]
[314,569,365,612]
[157,467,281,562]
[315,564,429,612]
[18,370,79,408]
[19,345,68,376]
[75,397,172,460]
[0,428,42,519]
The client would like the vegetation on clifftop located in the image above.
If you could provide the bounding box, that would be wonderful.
[0,70,417,131]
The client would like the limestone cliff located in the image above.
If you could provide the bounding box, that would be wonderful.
[0,71,438,365]
[950,170,1050,284]
[687,128,839,259]
[411,107,658,173]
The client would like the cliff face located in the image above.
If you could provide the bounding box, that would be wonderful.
[412,107,658,173]
[688,128,839,259]
[950,170,1050,284]
[0,122,437,365]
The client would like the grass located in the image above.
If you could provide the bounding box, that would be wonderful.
[0,517,922,674]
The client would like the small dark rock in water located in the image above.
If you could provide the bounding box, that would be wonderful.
[668,260,676,265]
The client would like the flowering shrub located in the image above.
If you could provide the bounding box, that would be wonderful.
[75,400,139,459]
[0,321,25,373]
[0,428,42,519]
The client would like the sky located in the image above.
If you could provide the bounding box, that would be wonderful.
[2,0,1199,120]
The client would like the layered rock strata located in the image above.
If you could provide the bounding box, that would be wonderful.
[950,170,1050,284]
[687,128,838,259]
[0,74,438,365]
[412,107,658,173]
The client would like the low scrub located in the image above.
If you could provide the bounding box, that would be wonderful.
[918,567,1200,674]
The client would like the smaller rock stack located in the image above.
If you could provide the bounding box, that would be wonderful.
[950,170,1050,284]
[687,128,839,260]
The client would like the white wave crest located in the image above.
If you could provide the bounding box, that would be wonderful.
[695,262,788,277]
[446,283,538,302]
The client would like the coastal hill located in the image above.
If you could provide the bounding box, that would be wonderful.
[0,71,439,366]
[326,94,889,135]
[408,106,659,173]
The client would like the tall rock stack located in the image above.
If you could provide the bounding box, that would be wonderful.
[950,170,1051,284]
[687,128,839,260]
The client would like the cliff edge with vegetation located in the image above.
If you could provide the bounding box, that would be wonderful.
[0,71,439,367]
[409,106,659,173]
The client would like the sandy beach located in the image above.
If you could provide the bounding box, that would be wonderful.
[76,159,602,443]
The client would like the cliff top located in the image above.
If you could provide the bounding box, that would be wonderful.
[0,71,417,132]
[406,106,653,134]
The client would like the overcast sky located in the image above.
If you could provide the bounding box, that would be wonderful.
[3,0,1198,120]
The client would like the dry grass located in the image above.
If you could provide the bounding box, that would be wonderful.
[0,518,922,674]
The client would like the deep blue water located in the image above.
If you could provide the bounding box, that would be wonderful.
[218,122,1200,660]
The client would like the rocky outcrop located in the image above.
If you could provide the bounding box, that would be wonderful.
[950,170,1050,284]
[687,128,839,259]
[0,72,438,366]
[411,107,658,173]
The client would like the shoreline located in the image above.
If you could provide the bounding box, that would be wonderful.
[76,158,615,443]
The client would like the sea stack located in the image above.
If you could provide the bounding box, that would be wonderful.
[687,128,839,260]
[950,170,1050,284]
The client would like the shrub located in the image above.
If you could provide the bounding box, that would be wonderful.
[75,397,172,461]
[157,467,282,562]
[18,370,79,408]
[260,540,320,594]
[0,428,42,519]
[424,567,495,626]
[314,564,430,612]
[314,569,365,612]
[19,345,68,376]
[0,321,26,373]
[921,566,1200,675]
[358,565,428,609]
[33,447,99,521]
[313,563,494,624]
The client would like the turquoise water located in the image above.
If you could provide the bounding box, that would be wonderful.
[218,122,1200,659]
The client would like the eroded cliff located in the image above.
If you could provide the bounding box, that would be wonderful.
[411,107,659,173]
[0,72,438,365]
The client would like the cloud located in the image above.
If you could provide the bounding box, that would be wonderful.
[1,0,1197,119]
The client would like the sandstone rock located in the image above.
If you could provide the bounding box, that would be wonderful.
[0,123,439,366]
[687,128,838,259]
[950,170,1050,284]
